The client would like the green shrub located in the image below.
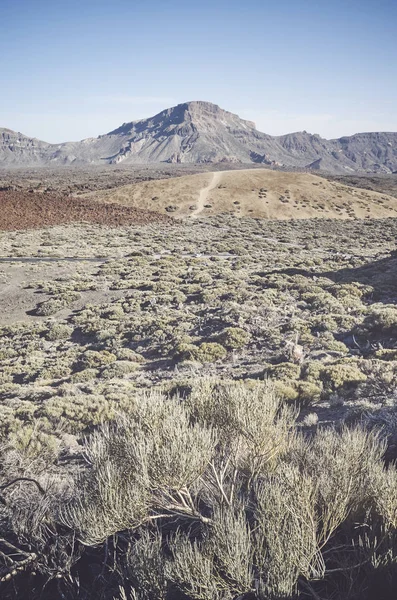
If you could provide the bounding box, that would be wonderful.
[116,348,145,362]
[0,405,18,438]
[9,426,59,461]
[375,349,397,361]
[195,342,227,363]
[38,393,114,431]
[265,362,301,381]
[44,323,74,341]
[71,368,99,382]
[273,381,299,402]
[76,350,117,370]
[217,327,250,349]
[35,293,80,316]
[304,359,367,392]
[101,360,140,379]
[358,305,397,338]
[35,297,69,316]
[295,381,322,405]
[321,363,367,391]
[174,342,227,363]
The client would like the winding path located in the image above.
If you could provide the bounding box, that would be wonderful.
[191,172,222,218]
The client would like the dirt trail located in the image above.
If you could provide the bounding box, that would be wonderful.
[82,168,397,220]
[191,172,222,217]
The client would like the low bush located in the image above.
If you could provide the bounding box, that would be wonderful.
[0,381,396,599]
[217,326,251,349]
[195,342,227,362]
[175,342,227,363]
[44,323,74,341]
[35,293,80,316]
[358,305,397,340]
[76,350,117,370]
[100,360,140,379]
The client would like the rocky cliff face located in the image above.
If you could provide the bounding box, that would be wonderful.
[335,132,397,172]
[0,129,51,165]
[1,102,396,173]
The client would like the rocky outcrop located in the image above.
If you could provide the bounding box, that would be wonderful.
[0,129,51,165]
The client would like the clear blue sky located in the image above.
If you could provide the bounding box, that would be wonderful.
[1,0,396,142]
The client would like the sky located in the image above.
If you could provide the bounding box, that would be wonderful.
[1,0,396,142]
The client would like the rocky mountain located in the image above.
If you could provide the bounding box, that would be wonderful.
[0,128,52,165]
[1,101,396,173]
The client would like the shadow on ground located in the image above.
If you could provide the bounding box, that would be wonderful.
[264,251,397,304]
[323,251,397,303]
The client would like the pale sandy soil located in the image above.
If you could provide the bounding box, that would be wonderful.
[83,169,397,219]
[0,260,127,325]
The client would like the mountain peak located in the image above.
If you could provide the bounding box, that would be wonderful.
[180,100,222,111]
[107,100,256,140]
[175,100,256,129]
[178,100,227,117]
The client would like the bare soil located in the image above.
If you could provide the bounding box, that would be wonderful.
[0,190,173,231]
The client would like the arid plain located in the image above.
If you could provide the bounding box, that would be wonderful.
[1,163,397,599]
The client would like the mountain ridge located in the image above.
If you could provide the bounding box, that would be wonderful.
[1,101,396,173]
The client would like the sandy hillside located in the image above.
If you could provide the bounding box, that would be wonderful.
[83,169,397,220]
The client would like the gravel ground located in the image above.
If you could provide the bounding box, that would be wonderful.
[0,190,174,230]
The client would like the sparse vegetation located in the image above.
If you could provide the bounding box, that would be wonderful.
[0,202,397,598]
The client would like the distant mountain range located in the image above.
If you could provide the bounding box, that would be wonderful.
[1,101,396,173]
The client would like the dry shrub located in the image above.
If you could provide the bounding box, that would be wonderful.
[60,391,216,545]
[1,381,397,599]
[185,379,297,479]
[123,528,168,600]
[253,464,321,598]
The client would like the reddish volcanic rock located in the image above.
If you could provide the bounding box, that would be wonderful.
[0,191,174,231]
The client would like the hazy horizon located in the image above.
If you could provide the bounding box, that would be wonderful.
[1,0,396,143]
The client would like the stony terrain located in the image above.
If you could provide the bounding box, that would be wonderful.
[1,101,396,172]
[325,173,397,199]
[84,168,397,219]
[0,162,264,196]
[0,190,173,230]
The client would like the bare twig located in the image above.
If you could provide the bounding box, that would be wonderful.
[0,477,46,495]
